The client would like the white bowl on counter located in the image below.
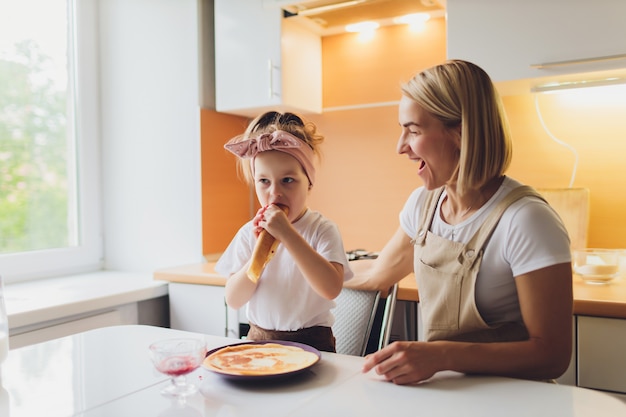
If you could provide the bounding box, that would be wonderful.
[572,248,622,284]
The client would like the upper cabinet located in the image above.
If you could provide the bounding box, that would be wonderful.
[214,0,322,117]
[447,0,626,94]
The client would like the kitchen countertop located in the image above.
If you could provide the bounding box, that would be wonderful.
[6,271,169,330]
[154,262,626,320]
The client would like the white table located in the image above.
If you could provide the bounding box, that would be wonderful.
[1,325,625,417]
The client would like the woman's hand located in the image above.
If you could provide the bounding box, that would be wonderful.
[362,341,442,385]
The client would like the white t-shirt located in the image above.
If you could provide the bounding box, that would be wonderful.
[216,209,353,331]
[400,176,571,325]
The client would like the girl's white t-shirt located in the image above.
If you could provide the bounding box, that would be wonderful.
[400,176,571,325]
[216,209,353,331]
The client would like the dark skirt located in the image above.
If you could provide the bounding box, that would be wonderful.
[247,323,336,353]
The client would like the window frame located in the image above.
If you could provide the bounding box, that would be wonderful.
[0,0,102,283]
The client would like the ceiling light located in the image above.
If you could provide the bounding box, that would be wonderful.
[393,13,431,25]
[345,21,380,33]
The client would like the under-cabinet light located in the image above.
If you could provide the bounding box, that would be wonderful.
[531,76,626,93]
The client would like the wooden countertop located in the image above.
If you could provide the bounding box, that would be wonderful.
[154,262,626,320]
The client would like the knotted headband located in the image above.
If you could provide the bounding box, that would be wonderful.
[224,130,316,185]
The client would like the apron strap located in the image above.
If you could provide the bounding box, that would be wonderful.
[413,186,445,245]
[459,185,546,265]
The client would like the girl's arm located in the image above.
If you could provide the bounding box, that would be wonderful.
[262,206,343,300]
[280,229,344,300]
[224,261,258,310]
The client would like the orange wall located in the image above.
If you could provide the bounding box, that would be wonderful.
[306,18,626,252]
[504,92,626,249]
[202,17,626,255]
[200,110,249,255]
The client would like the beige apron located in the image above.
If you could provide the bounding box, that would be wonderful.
[414,185,546,342]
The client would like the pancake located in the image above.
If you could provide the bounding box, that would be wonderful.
[203,342,319,376]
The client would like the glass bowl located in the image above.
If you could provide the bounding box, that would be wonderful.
[148,338,207,397]
[572,249,621,284]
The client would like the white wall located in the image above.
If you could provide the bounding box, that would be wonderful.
[98,0,204,271]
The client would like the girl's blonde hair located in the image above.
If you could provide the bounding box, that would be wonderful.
[228,111,324,184]
[401,59,512,194]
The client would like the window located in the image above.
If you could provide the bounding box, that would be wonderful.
[0,0,102,283]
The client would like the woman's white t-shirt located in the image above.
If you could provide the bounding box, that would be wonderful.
[216,209,353,331]
[400,176,571,325]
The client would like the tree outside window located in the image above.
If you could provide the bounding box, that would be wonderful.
[0,38,76,253]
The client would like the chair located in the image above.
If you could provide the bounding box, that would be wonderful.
[331,283,398,356]
[378,282,398,350]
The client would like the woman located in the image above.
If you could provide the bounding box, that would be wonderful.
[350,60,573,384]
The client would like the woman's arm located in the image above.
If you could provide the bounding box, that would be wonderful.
[362,262,573,384]
[344,226,415,295]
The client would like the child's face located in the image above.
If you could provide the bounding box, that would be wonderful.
[253,151,310,222]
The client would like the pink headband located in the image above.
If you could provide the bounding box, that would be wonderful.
[224,130,316,185]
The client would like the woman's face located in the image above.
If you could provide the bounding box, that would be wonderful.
[253,151,310,221]
[397,95,460,190]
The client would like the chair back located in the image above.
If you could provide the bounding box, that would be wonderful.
[332,288,380,356]
[378,283,398,350]
[331,283,398,356]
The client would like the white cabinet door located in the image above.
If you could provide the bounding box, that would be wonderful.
[447,0,626,83]
[555,318,576,386]
[578,315,626,394]
[214,0,321,117]
[9,305,138,349]
[168,283,227,336]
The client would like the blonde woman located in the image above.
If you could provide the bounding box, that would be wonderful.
[351,60,573,384]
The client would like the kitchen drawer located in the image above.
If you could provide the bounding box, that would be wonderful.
[9,305,137,349]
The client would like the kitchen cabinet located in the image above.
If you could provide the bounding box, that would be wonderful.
[214,0,321,117]
[10,306,136,349]
[447,0,626,92]
[9,297,169,349]
[578,315,626,394]
[168,282,229,336]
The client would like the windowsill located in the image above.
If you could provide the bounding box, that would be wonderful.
[4,271,169,331]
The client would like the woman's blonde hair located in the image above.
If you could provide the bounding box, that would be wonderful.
[228,111,324,184]
[401,59,512,194]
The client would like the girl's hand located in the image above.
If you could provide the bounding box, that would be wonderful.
[252,204,289,239]
[252,206,268,238]
[258,204,290,239]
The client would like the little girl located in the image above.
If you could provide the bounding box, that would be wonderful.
[215,111,353,352]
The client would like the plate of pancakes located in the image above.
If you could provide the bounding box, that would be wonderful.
[202,340,321,380]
